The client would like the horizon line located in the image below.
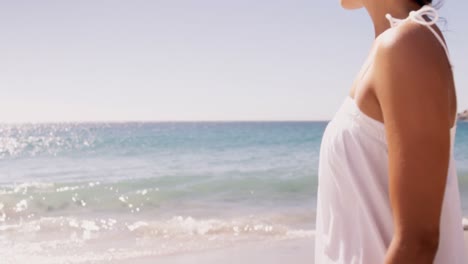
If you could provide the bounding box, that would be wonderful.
[0,119,331,125]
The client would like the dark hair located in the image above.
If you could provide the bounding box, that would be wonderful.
[414,0,433,6]
[414,0,444,11]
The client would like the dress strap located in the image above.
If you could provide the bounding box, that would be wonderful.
[385,5,452,67]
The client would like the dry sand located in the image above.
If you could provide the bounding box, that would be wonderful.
[107,231,468,264]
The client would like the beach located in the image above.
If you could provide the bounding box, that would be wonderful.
[2,0,468,262]
[117,232,468,264]
[4,230,468,263]
[83,232,468,264]
[0,122,467,263]
[128,237,315,264]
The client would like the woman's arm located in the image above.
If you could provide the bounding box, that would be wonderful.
[374,24,453,264]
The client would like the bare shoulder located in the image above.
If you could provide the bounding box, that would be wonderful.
[373,20,452,100]
[372,20,453,132]
[375,20,450,74]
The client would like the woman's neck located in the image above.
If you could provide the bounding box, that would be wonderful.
[363,1,423,37]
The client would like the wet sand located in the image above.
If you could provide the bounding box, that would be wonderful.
[109,231,468,264]
[110,238,314,264]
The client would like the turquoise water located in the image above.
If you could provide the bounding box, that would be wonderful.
[0,121,467,262]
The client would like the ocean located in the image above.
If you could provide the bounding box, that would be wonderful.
[0,121,467,263]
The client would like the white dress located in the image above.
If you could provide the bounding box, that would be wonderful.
[314,5,467,264]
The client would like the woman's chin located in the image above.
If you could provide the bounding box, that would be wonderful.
[340,0,363,10]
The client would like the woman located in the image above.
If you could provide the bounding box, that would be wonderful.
[314,0,466,263]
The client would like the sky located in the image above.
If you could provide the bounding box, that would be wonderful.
[0,0,467,122]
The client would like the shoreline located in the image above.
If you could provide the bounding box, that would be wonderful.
[111,238,315,264]
[3,230,467,263]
